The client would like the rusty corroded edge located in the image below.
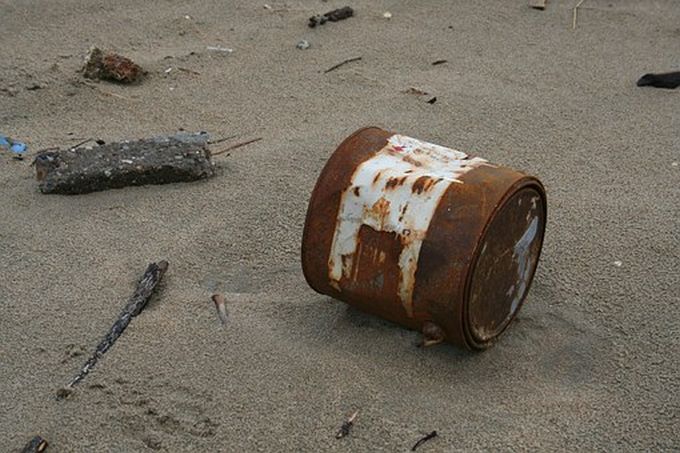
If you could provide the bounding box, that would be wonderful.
[301,126,390,295]
[461,177,547,349]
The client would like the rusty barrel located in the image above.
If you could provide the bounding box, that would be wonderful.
[301,127,546,350]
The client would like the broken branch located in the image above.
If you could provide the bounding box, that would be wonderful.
[211,137,262,156]
[324,57,362,74]
[411,431,438,451]
[57,261,168,398]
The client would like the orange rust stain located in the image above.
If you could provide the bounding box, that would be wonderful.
[369,197,391,222]
[372,172,382,185]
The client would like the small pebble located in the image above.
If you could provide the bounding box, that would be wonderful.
[383,11,392,19]
[613,261,623,267]
[296,40,310,50]
[672,162,678,167]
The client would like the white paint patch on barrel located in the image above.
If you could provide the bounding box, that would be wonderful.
[328,134,487,317]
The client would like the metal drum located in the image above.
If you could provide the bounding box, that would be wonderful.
[301,127,547,350]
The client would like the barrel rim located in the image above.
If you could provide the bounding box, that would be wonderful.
[461,176,547,350]
[300,126,389,294]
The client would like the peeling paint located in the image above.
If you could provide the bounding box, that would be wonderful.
[328,134,487,316]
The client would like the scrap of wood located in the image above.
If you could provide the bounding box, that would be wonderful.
[57,261,168,399]
[572,0,587,29]
[324,57,362,74]
[411,431,438,451]
[529,0,547,10]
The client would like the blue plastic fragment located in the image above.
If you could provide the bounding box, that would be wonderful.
[0,133,27,157]
[11,142,27,154]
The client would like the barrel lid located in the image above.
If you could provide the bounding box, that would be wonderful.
[465,184,546,348]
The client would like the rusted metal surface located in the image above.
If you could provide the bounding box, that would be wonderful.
[301,127,547,350]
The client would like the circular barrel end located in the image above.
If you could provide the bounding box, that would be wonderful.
[464,180,547,349]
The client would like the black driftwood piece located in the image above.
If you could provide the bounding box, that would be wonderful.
[411,431,438,451]
[21,436,48,453]
[309,6,354,27]
[57,261,168,399]
[637,71,680,89]
[35,136,214,195]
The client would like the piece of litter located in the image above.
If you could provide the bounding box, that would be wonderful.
[263,4,272,9]
[164,67,173,74]
[529,0,547,10]
[613,261,623,267]
[637,71,680,89]
[309,6,354,28]
[336,410,358,439]
[207,46,233,54]
[1,133,28,159]
[296,40,311,50]
[211,293,229,326]
[184,15,191,19]
[21,435,48,453]
[411,431,438,451]
[82,47,146,84]
[432,59,448,66]
[403,87,429,96]
[34,134,214,195]
[383,11,392,19]
[672,162,678,167]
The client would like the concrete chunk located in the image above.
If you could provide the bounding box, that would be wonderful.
[35,136,214,195]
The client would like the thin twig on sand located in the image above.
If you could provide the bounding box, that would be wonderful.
[212,137,262,156]
[572,0,587,29]
[56,261,168,399]
[411,431,438,451]
[324,57,362,74]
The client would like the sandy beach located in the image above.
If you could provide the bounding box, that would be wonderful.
[1,0,679,450]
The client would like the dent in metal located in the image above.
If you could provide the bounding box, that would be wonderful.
[328,134,487,317]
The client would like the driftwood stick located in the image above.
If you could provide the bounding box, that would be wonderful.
[411,431,438,451]
[57,261,168,398]
[324,57,362,74]
[21,436,48,453]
